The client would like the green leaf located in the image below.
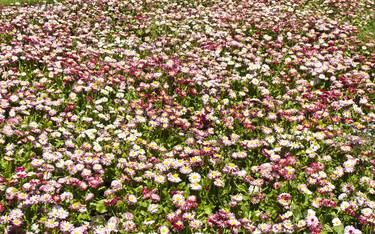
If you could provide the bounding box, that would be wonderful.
[324,224,333,232]
[77,213,91,222]
[204,206,212,215]
[291,202,302,221]
[95,200,108,214]
[333,225,344,234]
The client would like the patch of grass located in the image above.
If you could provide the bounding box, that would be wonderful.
[357,16,375,42]
[0,0,54,6]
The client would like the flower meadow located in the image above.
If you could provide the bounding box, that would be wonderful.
[0,0,374,233]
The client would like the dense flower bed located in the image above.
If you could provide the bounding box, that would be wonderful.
[0,0,374,233]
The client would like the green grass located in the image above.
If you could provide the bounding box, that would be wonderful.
[0,0,53,5]
[358,16,375,42]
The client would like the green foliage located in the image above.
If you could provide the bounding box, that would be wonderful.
[358,16,375,43]
[0,0,54,5]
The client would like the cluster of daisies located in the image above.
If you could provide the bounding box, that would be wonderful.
[0,0,374,233]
